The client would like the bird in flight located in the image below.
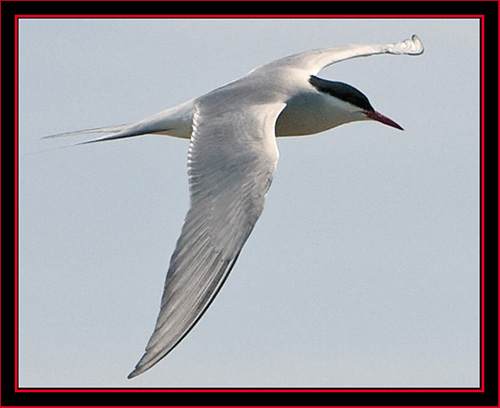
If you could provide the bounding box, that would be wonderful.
[47,35,424,378]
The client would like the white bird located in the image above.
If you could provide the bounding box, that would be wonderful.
[47,35,424,378]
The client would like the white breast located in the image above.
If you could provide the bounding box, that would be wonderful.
[275,91,361,137]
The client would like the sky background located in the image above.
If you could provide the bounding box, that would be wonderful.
[18,18,480,388]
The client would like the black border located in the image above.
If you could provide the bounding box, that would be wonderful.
[4,1,498,406]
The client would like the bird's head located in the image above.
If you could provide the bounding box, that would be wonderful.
[309,75,404,131]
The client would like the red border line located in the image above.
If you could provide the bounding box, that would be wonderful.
[14,14,486,394]
[14,12,19,393]
[480,10,485,392]
[16,387,485,393]
[15,14,486,18]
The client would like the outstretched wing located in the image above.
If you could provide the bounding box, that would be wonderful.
[257,35,424,75]
[128,87,286,378]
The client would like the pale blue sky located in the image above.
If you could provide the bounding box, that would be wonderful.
[18,18,480,388]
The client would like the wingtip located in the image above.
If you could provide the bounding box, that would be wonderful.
[127,359,151,379]
[390,34,424,56]
[127,365,145,379]
[410,34,424,55]
[127,370,139,380]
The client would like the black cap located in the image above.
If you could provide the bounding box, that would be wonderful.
[309,75,374,112]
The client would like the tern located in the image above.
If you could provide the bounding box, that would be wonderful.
[47,35,423,378]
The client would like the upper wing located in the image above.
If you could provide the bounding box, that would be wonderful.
[128,88,286,378]
[257,35,424,75]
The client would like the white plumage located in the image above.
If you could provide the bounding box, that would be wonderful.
[46,35,424,378]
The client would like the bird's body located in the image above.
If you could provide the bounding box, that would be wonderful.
[47,35,424,378]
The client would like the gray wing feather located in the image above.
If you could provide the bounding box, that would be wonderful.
[256,35,424,75]
[128,90,286,378]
